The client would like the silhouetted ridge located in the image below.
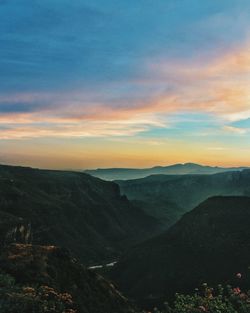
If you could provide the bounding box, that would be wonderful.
[111,196,250,305]
[0,164,159,265]
[117,170,250,228]
[85,163,247,180]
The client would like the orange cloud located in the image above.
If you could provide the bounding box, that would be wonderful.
[223,125,248,134]
[0,114,167,139]
[147,43,250,118]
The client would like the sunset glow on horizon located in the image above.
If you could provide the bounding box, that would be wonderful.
[1,0,250,169]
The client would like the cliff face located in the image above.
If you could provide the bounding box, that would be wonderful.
[0,211,31,246]
[0,164,159,265]
[0,244,137,313]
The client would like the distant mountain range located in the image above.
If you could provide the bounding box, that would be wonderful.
[85,163,248,181]
[111,196,250,307]
[0,164,159,265]
[117,169,250,228]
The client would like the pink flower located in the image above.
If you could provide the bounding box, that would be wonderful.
[233,287,241,294]
[239,293,247,300]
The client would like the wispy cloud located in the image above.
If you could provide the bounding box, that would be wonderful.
[2,42,249,139]
[145,42,250,119]
[0,114,167,139]
[223,126,248,135]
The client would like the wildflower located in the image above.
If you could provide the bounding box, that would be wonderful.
[198,305,207,312]
[236,273,242,279]
[239,292,247,300]
[22,287,35,294]
[205,287,213,299]
[233,287,241,294]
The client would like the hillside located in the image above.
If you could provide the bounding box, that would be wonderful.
[117,170,250,228]
[0,164,159,265]
[110,196,250,306]
[0,243,137,313]
[85,163,246,181]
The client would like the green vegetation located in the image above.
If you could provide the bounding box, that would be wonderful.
[0,272,76,313]
[2,268,250,313]
[154,282,250,313]
[0,244,136,313]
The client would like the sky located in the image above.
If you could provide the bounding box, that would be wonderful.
[0,0,250,169]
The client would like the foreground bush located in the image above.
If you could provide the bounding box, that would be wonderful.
[150,280,250,313]
[0,272,77,313]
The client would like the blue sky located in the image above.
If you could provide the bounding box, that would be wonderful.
[0,0,250,168]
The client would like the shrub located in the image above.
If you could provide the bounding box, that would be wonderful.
[156,282,250,313]
[0,272,77,313]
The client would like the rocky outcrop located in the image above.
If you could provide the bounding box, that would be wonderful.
[0,211,32,246]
